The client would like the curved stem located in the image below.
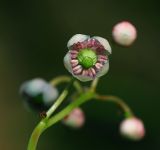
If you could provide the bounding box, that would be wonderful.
[90,78,99,92]
[50,76,83,94]
[46,78,74,118]
[28,78,75,150]
[95,94,134,118]
[27,91,95,150]
[46,92,95,129]
[27,120,47,150]
[46,89,68,118]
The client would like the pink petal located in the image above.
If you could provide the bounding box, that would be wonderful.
[91,68,96,76]
[95,63,103,70]
[70,50,78,54]
[73,65,82,71]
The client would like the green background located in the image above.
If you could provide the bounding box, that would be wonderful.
[0,0,160,150]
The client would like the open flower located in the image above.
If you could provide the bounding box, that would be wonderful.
[64,34,111,82]
[20,78,59,112]
[120,117,145,141]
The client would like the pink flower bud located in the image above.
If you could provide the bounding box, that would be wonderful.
[120,117,145,140]
[112,21,137,46]
[62,108,85,129]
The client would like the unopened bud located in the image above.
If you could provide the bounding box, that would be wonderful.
[20,78,58,112]
[120,117,145,141]
[62,108,85,129]
[112,21,137,46]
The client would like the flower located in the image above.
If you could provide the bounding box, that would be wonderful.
[20,78,59,112]
[120,117,145,140]
[64,34,111,82]
[62,107,85,129]
[112,21,137,46]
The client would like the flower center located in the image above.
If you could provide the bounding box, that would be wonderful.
[77,49,97,69]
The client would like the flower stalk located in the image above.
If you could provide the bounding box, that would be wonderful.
[27,87,95,150]
[95,94,134,118]
[90,78,99,92]
[27,120,47,150]
[50,75,83,94]
[46,91,95,129]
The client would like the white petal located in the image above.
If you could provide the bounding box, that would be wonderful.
[96,61,109,77]
[93,36,112,54]
[67,34,90,48]
[74,75,93,82]
[64,52,72,73]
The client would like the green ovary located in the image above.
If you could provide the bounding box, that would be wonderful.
[77,49,97,69]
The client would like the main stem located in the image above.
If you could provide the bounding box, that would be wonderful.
[27,92,95,150]
[27,79,74,150]
[27,120,47,150]
[46,91,95,129]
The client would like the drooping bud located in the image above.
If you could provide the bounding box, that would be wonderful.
[62,108,85,129]
[120,117,145,140]
[112,21,137,46]
[20,78,59,112]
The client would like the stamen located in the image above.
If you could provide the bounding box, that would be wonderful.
[85,70,89,76]
[97,45,105,50]
[90,68,96,76]
[71,54,77,59]
[74,68,82,75]
[87,39,94,48]
[70,50,78,54]
[88,69,93,77]
[98,58,107,63]
[71,61,79,67]
[73,65,82,72]
[82,70,86,76]
[71,59,78,63]
[90,39,96,45]
[71,60,79,67]
[95,63,103,69]
[81,40,88,49]
[99,55,107,60]
[72,42,84,50]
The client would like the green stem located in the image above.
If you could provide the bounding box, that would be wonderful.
[50,76,83,94]
[90,78,99,92]
[27,120,47,150]
[46,92,95,129]
[46,89,68,118]
[27,79,74,150]
[46,78,74,118]
[27,91,95,150]
[95,94,134,118]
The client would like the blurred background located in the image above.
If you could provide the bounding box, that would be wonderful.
[0,0,160,149]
